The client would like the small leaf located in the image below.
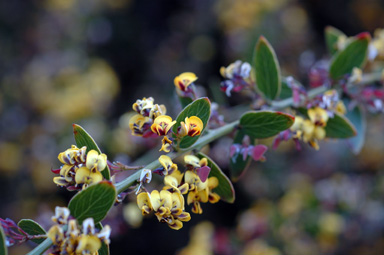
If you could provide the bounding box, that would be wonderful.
[0,224,7,255]
[325,26,345,55]
[239,111,295,139]
[325,113,357,138]
[18,219,46,244]
[346,104,366,154]
[253,36,281,100]
[73,124,111,180]
[172,98,211,148]
[329,32,370,79]
[229,130,253,182]
[197,153,235,203]
[68,181,116,224]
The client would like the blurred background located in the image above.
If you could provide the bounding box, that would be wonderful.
[1,0,384,254]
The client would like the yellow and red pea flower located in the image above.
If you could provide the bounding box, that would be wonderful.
[128,114,153,137]
[151,115,176,136]
[308,107,329,127]
[159,136,173,153]
[178,116,204,138]
[174,72,198,92]
[156,155,178,176]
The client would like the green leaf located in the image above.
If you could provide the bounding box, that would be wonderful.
[229,130,253,182]
[279,80,292,100]
[346,105,366,154]
[197,153,235,203]
[68,181,116,224]
[329,32,370,79]
[325,113,357,138]
[239,111,295,139]
[325,26,345,55]
[253,36,281,100]
[0,224,7,255]
[73,124,111,180]
[178,96,194,109]
[172,97,211,148]
[18,219,46,244]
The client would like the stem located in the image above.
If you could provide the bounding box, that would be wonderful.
[26,238,52,255]
[115,120,239,194]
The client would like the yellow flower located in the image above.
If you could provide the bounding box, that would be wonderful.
[184,155,207,169]
[76,235,101,255]
[74,166,103,186]
[51,206,70,225]
[174,72,198,91]
[137,192,153,215]
[159,136,173,153]
[335,101,346,115]
[179,116,204,137]
[349,67,363,83]
[151,115,176,136]
[129,114,152,136]
[207,177,220,203]
[158,155,178,175]
[47,225,64,245]
[308,107,329,127]
[58,145,87,165]
[132,97,154,115]
[149,190,191,230]
[149,104,167,120]
[163,170,189,194]
[86,150,107,172]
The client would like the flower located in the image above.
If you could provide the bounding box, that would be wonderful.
[308,107,329,127]
[178,116,204,137]
[220,60,251,80]
[47,207,111,255]
[163,170,189,194]
[129,114,153,137]
[86,150,107,172]
[184,155,207,169]
[57,145,87,165]
[132,97,154,116]
[51,207,70,225]
[160,136,173,153]
[174,72,198,92]
[137,192,153,215]
[158,155,178,176]
[151,115,176,136]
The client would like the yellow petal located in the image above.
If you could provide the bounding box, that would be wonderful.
[184,155,200,168]
[168,219,183,230]
[96,153,107,171]
[160,190,172,209]
[75,167,91,184]
[89,170,103,184]
[86,150,99,169]
[47,225,64,244]
[76,235,101,254]
[150,190,161,211]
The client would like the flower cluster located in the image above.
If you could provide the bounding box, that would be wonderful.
[129,97,167,137]
[274,90,347,150]
[220,60,252,96]
[129,97,204,153]
[52,146,107,190]
[137,155,220,230]
[47,207,111,255]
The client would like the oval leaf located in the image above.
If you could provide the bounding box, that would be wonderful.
[68,181,116,224]
[229,130,253,182]
[325,113,357,138]
[346,105,366,153]
[172,98,211,148]
[329,32,370,79]
[253,36,281,100]
[73,124,111,180]
[18,219,46,244]
[325,26,345,55]
[240,111,295,139]
[178,96,193,109]
[0,224,7,255]
[197,152,235,203]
